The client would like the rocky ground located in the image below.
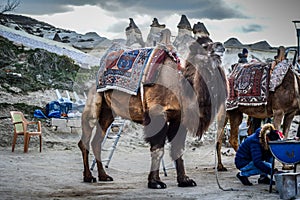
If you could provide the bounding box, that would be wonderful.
[0,116,293,200]
[1,89,300,200]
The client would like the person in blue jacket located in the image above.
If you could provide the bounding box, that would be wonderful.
[235,123,283,186]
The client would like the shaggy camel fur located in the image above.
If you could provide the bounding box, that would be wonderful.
[78,38,228,189]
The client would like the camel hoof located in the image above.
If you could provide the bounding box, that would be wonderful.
[282,165,294,170]
[148,180,167,189]
[83,176,97,183]
[217,167,228,172]
[178,179,197,187]
[99,175,113,181]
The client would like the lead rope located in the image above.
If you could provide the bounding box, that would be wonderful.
[213,119,247,191]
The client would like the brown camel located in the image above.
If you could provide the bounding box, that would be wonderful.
[78,37,228,189]
[216,62,300,171]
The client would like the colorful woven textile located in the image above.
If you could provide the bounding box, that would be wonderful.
[142,48,167,84]
[226,62,270,110]
[269,61,289,91]
[97,44,174,95]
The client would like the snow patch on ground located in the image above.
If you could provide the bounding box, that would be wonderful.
[0,25,100,68]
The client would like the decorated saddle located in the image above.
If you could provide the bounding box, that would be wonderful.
[226,62,270,110]
[226,61,290,110]
[96,44,178,95]
[269,60,290,91]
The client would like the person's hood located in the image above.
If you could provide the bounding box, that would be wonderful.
[259,123,281,150]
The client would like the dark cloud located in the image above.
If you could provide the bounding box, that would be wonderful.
[241,24,263,33]
[106,21,128,33]
[15,0,86,15]
[9,0,102,15]
[12,0,246,20]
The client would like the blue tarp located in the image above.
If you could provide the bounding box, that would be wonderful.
[34,109,48,119]
[45,101,72,118]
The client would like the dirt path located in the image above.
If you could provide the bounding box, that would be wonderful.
[0,129,282,200]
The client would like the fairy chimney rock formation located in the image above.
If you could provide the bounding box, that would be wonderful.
[177,14,192,37]
[159,28,172,46]
[150,18,166,28]
[146,18,166,46]
[173,15,194,59]
[193,22,210,38]
[125,18,145,47]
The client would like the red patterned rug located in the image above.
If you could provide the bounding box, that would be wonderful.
[226,62,270,110]
[96,44,174,95]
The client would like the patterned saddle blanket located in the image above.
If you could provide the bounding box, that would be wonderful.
[96,44,176,95]
[226,61,290,110]
[269,61,290,91]
[227,62,270,110]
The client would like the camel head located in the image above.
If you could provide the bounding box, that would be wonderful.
[209,42,225,57]
[181,38,227,138]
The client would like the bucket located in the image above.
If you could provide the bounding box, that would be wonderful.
[275,173,300,199]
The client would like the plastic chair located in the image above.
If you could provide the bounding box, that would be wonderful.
[10,111,42,153]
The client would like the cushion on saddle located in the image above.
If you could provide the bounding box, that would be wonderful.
[226,62,270,110]
[96,44,175,95]
[269,61,290,91]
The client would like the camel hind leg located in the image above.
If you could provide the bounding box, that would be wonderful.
[78,107,97,182]
[227,110,243,151]
[91,107,114,181]
[215,104,229,171]
[78,85,101,183]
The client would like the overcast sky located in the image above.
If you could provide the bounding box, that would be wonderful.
[6,0,300,47]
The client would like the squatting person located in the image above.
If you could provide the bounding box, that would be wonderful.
[235,123,283,186]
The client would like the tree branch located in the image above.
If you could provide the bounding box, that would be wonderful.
[0,0,20,14]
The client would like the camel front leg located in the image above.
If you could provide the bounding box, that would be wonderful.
[148,147,166,189]
[169,122,196,187]
[144,113,168,189]
[175,156,196,187]
[216,106,228,171]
